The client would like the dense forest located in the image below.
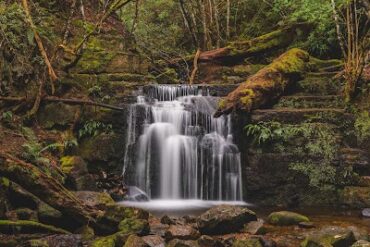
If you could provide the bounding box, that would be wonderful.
[0,0,369,246]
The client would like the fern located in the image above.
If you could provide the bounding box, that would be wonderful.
[78,121,113,139]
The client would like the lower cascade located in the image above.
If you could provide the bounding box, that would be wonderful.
[123,85,243,202]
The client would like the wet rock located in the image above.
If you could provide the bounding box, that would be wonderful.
[244,220,267,235]
[197,235,219,247]
[183,215,197,224]
[142,235,165,247]
[165,224,200,241]
[197,205,257,235]
[74,191,114,210]
[298,222,315,229]
[301,226,356,247]
[167,239,199,247]
[161,215,176,225]
[118,218,150,235]
[267,211,309,226]
[149,222,170,237]
[125,186,149,202]
[361,208,370,218]
[124,234,149,247]
[352,240,370,247]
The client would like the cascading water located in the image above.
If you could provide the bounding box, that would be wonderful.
[122,85,243,204]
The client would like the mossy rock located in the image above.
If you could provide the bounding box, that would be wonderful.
[0,220,70,234]
[79,133,125,164]
[76,225,95,241]
[232,238,263,247]
[60,156,88,175]
[123,235,148,247]
[267,211,309,226]
[118,218,150,235]
[300,226,356,247]
[74,191,115,210]
[37,202,63,225]
[352,240,370,247]
[91,231,130,247]
[38,103,79,129]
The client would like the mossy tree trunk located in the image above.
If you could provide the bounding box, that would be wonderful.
[215,48,311,117]
[0,153,99,225]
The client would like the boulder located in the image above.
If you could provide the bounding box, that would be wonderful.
[232,237,264,247]
[244,220,267,235]
[27,234,84,247]
[300,226,356,247]
[197,205,257,235]
[267,211,309,226]
[125,186,149,202]
[167,239,199,247]
[164,224,200,241]
[361,208,370,218]
[118,218,150,235]
[75,225,95,240]
[60,156,97,191]
[38,103,79,129]
[124,235,149,247]
[197,235,218,247]
[142,235,165,247]
[161,215,176,225]
[74,191,114,210]
[352,240,370,247]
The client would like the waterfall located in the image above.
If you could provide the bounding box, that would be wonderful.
[123,85,243,201]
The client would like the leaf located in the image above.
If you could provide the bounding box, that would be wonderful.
[26,28,34,46]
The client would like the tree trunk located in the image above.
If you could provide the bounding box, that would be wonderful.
[214,48,310,117]
[0,153,99,225]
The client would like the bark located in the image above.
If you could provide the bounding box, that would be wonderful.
[214,48,310,117]
[189,49,201,84]
[0,152,99,225]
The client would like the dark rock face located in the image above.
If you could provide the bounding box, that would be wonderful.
[197,205,257,235]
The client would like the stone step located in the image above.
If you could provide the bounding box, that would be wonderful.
[294,74,342,96]
[358,176,370,187]
[341,186,370,208]
[275,95,344,109]
[251,108,352,125]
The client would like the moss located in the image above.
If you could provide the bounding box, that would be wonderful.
[156,68,179,84]
[91,231,130,247]
[76,225,95,241]
[0,220,70,234]
[27,239,49,247]
[267,211,309,226]
[60,156,87,175]
[118,218,149,235]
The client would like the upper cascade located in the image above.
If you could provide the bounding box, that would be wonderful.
[123,84,243,201]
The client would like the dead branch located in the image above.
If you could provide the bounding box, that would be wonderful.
[21,0,58,95]
[189,49,201,84]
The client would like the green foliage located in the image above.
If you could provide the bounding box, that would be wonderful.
[245,121,356,191]
[78,121,112,139]
[355,111,370,143]
[1,111,13,124]
[21,127,52,166]
[269,0,339,57]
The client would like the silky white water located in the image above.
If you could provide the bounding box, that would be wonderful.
[122,85,243,205]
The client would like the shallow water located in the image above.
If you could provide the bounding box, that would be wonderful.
[118,199,250,217]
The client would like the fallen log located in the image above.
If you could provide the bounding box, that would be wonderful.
[0,96,125,111]
[0,152,99,225]
[214,48,310,117]
[169,23,312,66]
